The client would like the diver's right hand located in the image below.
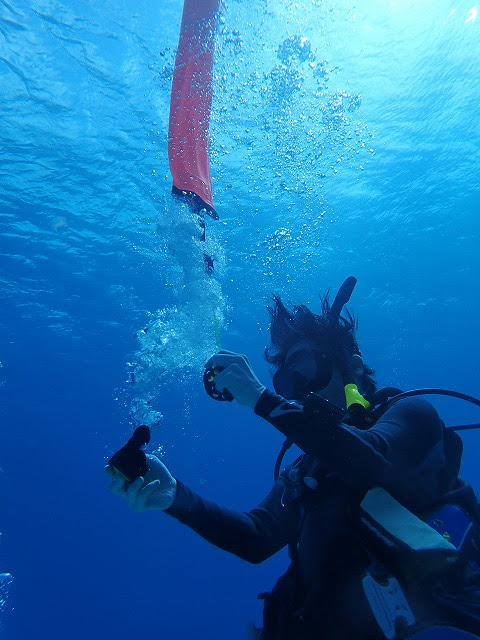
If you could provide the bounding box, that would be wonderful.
[204,350,266,409]
[106,454,177,512]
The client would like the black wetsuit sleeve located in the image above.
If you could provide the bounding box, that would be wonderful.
[255,391,445,509]
[164,476,299,564]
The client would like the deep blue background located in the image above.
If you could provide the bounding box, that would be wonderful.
[1,1,479,639]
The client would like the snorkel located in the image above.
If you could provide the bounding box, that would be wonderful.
[328,276,371,413]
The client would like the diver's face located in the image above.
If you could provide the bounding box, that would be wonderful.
[272,339,338,402]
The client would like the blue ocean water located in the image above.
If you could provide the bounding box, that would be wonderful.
[1,0,479,638]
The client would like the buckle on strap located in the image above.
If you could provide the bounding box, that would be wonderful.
[362,573,416,640]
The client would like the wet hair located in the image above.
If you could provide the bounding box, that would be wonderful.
[265,293,377,401]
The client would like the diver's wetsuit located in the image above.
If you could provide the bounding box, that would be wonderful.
[165,393,469,639]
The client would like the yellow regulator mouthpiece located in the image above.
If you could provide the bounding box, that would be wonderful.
[345,384,371,410]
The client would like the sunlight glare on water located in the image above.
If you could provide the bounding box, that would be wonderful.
[1,1,480,638]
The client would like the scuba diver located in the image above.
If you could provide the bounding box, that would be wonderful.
[107,277,480,640]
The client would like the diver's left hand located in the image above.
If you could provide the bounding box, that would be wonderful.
[205,350,266,409]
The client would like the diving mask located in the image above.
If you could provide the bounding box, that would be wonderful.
[272,341,334,400]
